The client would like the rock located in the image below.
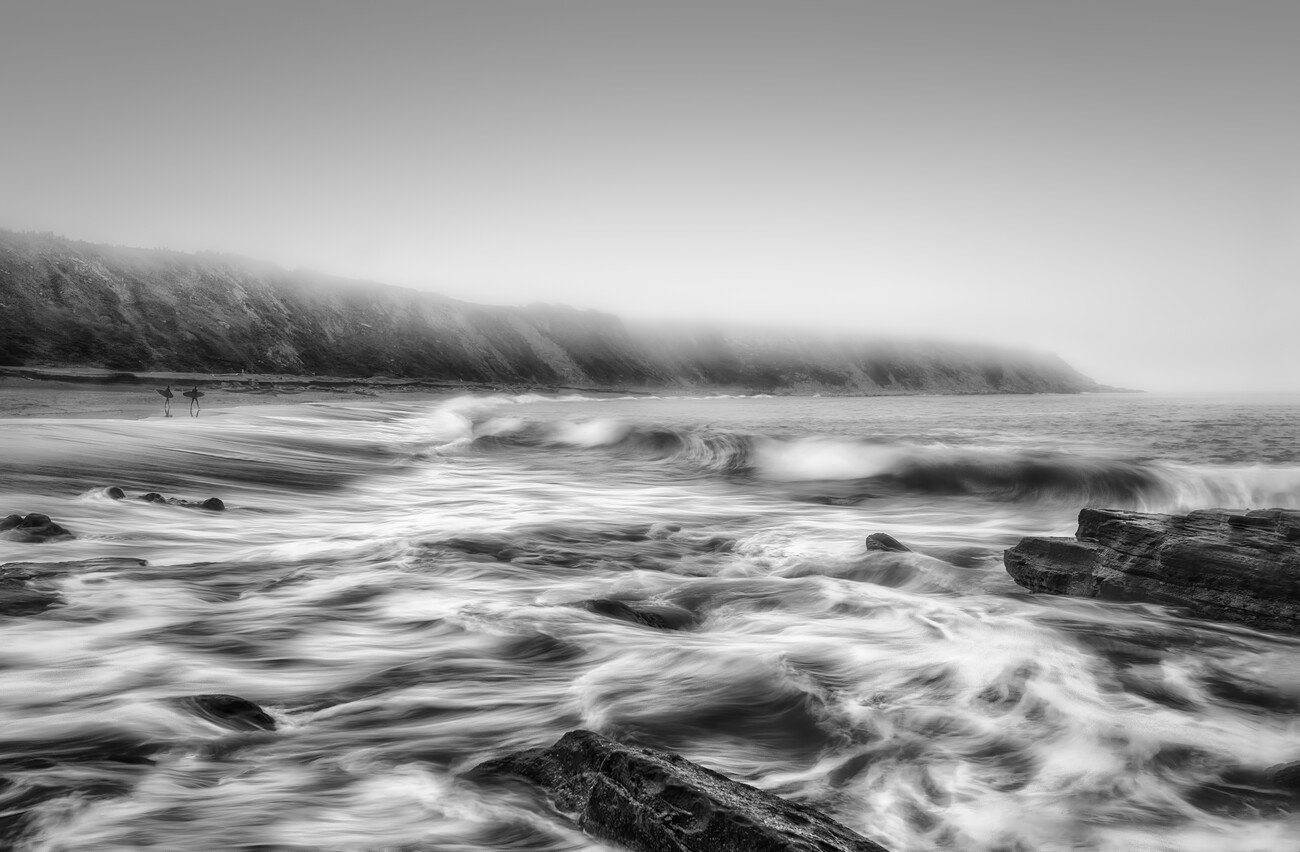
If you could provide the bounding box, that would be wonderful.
[133,491,226,511]
[1266,761,1300,796]
[864,533,910,553]
[581,598,698,630]
[103,486,126,499]
[472,729,889,852]
[178,694,277,731]
[0,513,74,543]
[0,558,147,616]
[0,566,63,616]
[1004,508,1300,633]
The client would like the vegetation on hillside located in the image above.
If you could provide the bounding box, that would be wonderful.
[0,230,1101,394]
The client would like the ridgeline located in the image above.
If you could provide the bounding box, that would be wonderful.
[0,230,1103,394]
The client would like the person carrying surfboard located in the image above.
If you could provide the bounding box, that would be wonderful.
[157,385,174,417]
[183,386,204,417]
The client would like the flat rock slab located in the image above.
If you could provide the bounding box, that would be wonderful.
[1005,508,1300,633]
[473,729,889,852]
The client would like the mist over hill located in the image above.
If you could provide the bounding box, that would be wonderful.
[0,230,1103,394]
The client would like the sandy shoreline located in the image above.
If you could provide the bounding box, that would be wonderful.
[0,378,460,419]
[0,364,660,419]
[0,366,710,419]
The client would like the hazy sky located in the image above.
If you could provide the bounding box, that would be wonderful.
[2,1,1297,391]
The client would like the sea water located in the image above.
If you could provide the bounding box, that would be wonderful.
[1,392,1297,851]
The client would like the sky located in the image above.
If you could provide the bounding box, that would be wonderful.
[1,1,1297,391]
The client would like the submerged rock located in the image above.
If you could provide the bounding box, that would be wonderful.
[1005,508,1300,633]
[473,729,889,852]
[0,566,63,616]
[134,491,226,511]
[177,694,277,731]
[864,533,910,553]
[580,598,699,630]
[0,558,148,616]
[0,513,74,543]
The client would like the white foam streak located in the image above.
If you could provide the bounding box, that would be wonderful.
[3,393,1298,851]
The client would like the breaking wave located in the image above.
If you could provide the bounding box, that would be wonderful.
[453,411,1300,511]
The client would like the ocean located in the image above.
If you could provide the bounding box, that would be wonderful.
[2,391,1298,851]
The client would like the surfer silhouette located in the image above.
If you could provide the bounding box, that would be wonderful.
[157,385,174,417]
[183,386,204,417]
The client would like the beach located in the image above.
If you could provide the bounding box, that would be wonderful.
[0,369,522,420]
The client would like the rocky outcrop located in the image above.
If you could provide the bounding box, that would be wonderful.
[1005,508,1300,633]
[473,729,889,852]
[103,487,225,510]
[136,492,225,511]
[0,229,1103,394]
[0,513,74,543]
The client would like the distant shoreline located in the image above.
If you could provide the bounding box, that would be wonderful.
[0,365,1143,420]
[0,366,647,419]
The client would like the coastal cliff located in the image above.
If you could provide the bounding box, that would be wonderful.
[0,230,1102,394]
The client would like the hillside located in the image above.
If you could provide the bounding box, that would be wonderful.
[0,230,1103,394]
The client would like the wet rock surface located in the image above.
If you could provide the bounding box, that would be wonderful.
[0,566,64,616]
[0,513,74,543]
[864,533,910,553]
[1005,508,1300,633]
[134,491,226,511]
[0,558,148,616]
[472,729,889,852]
[580,599,699,631]
[177,694,277,732]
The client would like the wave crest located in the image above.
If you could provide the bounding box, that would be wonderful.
[427,399,1300,510]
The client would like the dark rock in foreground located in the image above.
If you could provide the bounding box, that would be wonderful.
[473,729,889,852]
[864,533,910,553]
[178,694,277,731]
[0,513,74,543]
[1005,508,1300,633]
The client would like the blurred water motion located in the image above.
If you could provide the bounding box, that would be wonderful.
[1,392,1298,851]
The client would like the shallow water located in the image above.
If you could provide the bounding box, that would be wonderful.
[1,392,1298,851]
